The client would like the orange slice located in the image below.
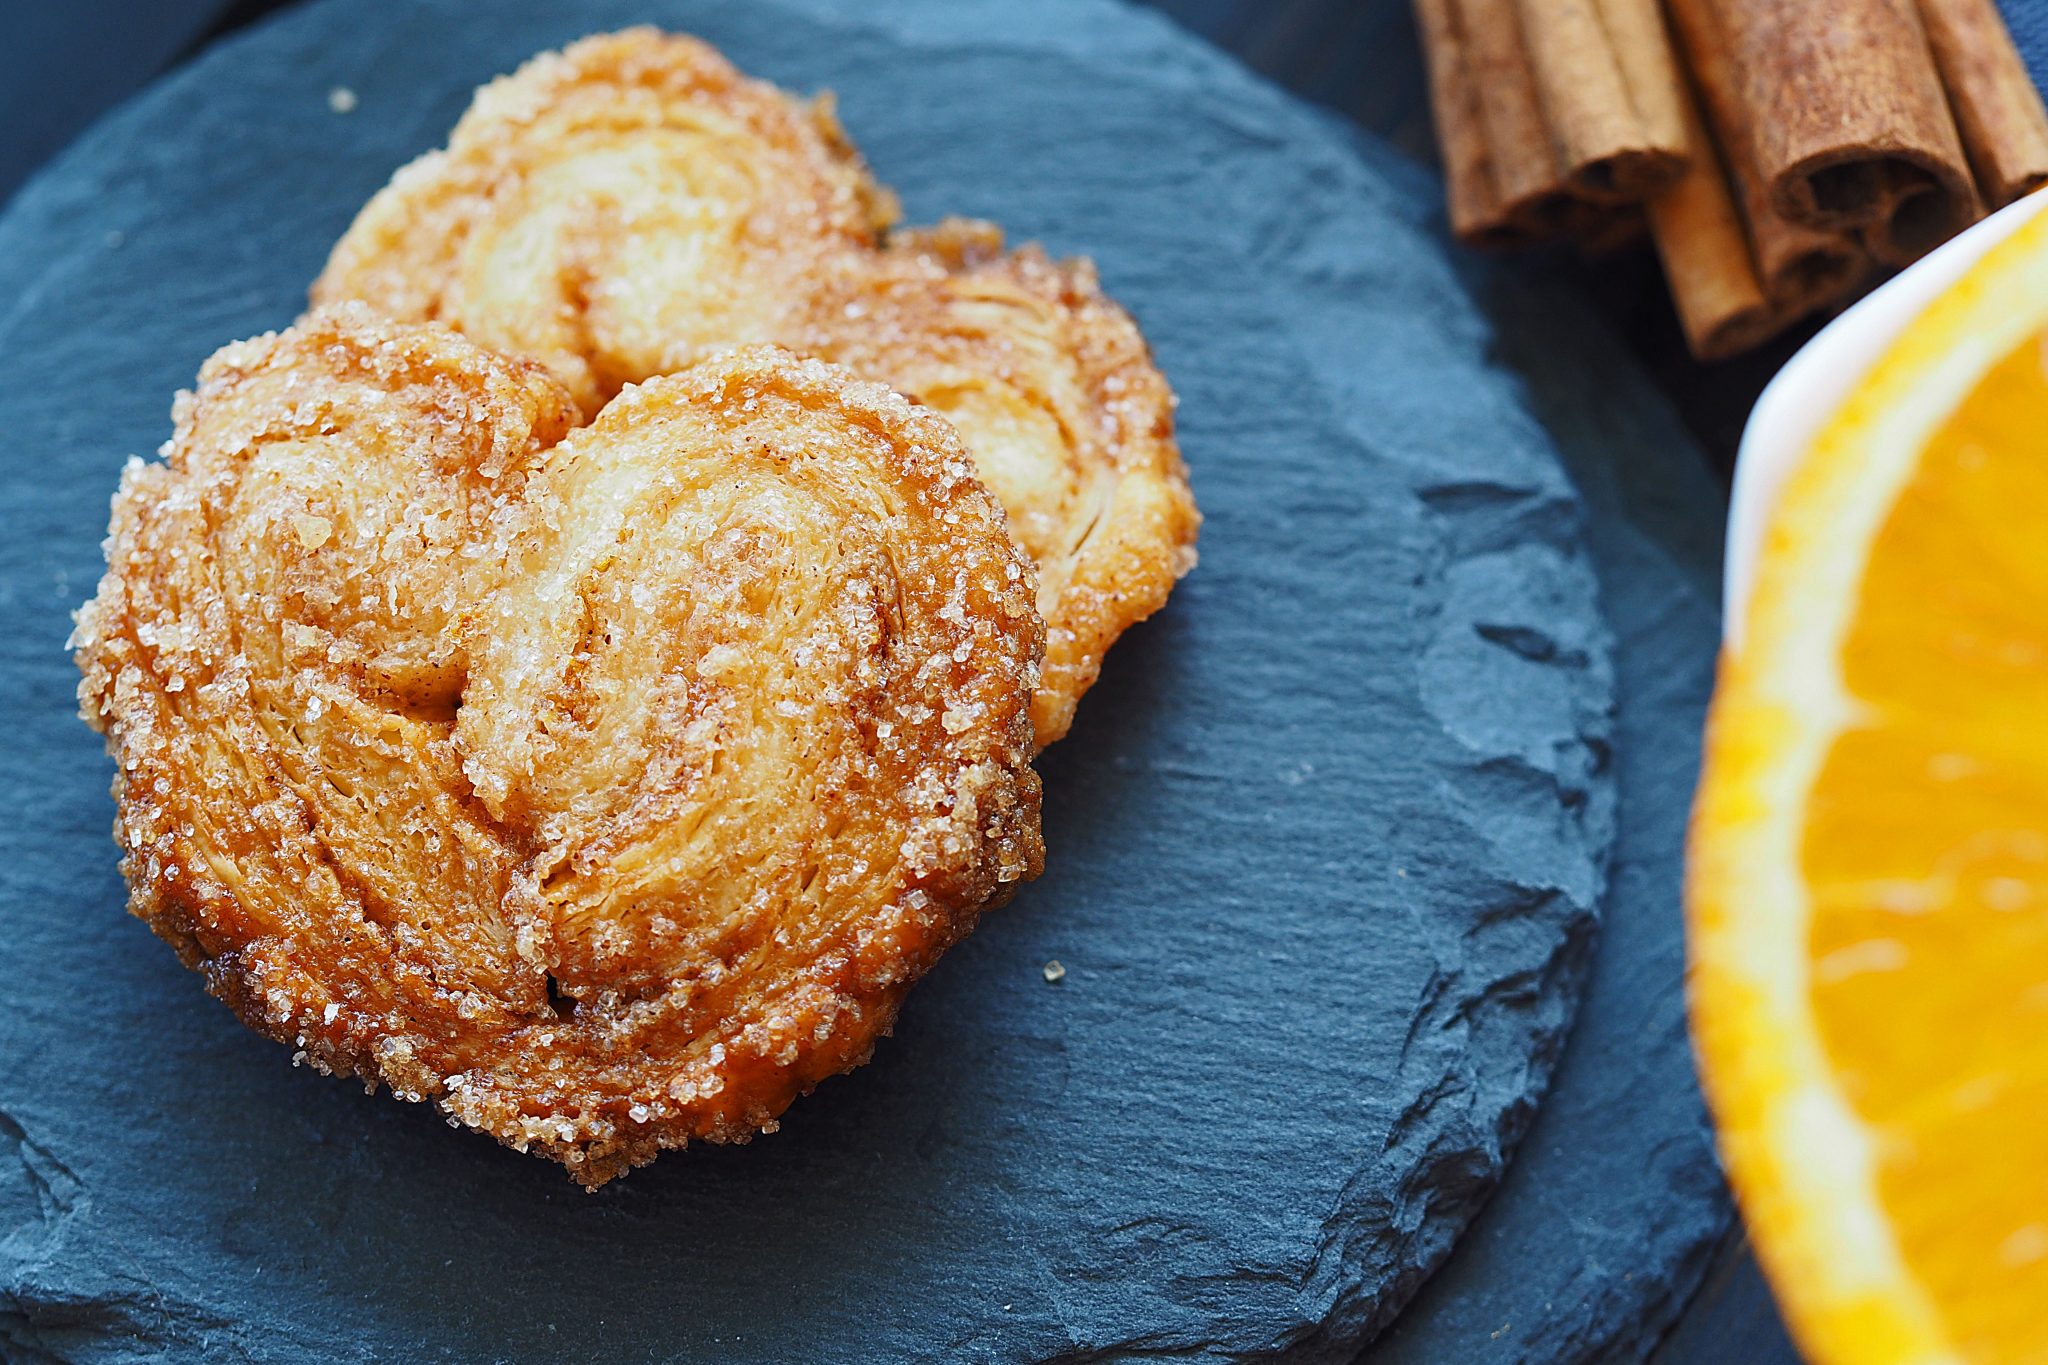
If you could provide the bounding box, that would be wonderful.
[1691,203,2048,1365]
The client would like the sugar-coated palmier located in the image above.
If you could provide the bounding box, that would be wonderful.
[74,308,1044,1186]
[796,221,1198,744]
[315,31,1198,746]
[313,28,898,415]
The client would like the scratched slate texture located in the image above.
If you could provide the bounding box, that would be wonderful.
[1359,148,1734,1361]
[0,1,1621,1361]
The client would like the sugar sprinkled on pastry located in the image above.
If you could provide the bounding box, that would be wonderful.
[313,29,1197,746]
[795,221,1199,744]
[314,28,898,417]
[73,306,1044,1186]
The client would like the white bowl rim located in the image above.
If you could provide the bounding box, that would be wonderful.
[1723,190,2048,650]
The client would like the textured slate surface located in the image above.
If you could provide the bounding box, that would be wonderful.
[0,1,1620,1360]
[0,0,225,207]
[1360,163,1735,1360]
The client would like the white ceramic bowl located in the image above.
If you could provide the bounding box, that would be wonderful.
[1724,190,2048,651]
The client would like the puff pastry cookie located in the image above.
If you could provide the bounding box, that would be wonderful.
[74,308,1043,1185]
[314,29,1197,746]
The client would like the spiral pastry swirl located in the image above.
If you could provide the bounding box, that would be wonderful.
[315,28,898,416]
[795,221,1199,744]
[314,29,1198,748]
[73,307,1044,1185]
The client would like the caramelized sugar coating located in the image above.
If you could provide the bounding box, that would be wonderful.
[312,28,898,416]
[73,308,1044,1186]
[796,221,1199,744]
[313,30,1198,747]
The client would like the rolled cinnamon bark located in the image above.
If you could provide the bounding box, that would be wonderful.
[1457,0,1580,234]
[1765,233,1867,312]
[1572,0,1765,354]
[1860,159,1985,265]
[1702,0,1975,234]
[1641,72,1776,358]
[1590,0,1692,157]
[1416,0,1531,247]
[1666,0,1868,303]
[1916,0,2048,207]
[1513,0,1688,200]
[1419,0,1671,249]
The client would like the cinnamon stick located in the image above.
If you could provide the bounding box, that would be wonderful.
[1640,65,1776,358]
[1513,0,1688,200]
[1457,0,1579,234]
[1860,159,1985,265]
[1764,233,1867,314]
[1414,0,2025,359]
[1416,0,1532,247]
[1590,0,1691,159]
[1916,0,2048,207]
[1560,0,1764,353]
[1701,0,1975,234]
[1666,0,1868,304]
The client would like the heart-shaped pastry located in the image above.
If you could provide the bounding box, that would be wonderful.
[73,305,1045,1185]
[313,28,1199,748]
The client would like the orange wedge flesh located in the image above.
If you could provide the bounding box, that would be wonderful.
[1692,200,2048,1365]
[1818,334,2048,1355]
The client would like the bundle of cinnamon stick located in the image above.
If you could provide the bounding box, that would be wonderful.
[1416,0,2048,358]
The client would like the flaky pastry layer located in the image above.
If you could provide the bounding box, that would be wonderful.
[74,307,1044,1185]
[313,28,1198,746]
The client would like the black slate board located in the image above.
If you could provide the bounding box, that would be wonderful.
[1362,189,1736,1361]
[0,1,1618,1360]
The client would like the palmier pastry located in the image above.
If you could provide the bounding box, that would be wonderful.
[794,222,1198,744]
[73,307,1045,1185]
[313,29,1198,748]
[313,28,898,417]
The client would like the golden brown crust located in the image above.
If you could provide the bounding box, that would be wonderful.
[74,307,1043,1186]
[311,28,898,416]
[312,30,1198,747]
[796,222,1200,744]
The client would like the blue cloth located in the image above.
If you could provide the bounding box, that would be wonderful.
[2004,0,2048,87]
